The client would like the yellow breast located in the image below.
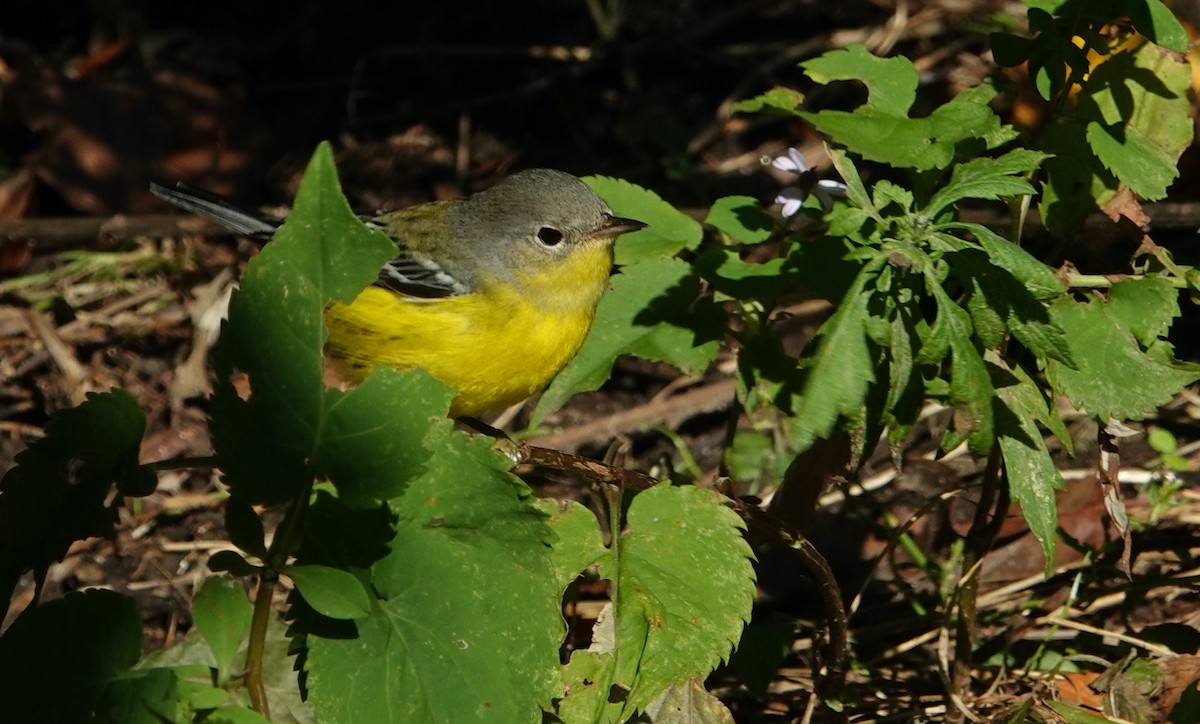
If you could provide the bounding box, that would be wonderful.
[323,242,611,417]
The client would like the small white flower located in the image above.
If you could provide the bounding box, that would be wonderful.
[771,147,810,175]
[775,187,805,218]
[815,179,848,198]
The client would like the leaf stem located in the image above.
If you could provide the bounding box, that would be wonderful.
[1066,273,1189,289]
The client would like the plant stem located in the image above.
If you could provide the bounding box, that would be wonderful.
[243,479,314,717]
[245,570,277,717]
[949,446,1008,720]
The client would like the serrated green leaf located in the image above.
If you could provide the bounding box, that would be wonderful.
[946,245,1072,366]
[994,359,1064,575]
[0,389,149,614]
[306,425,561,722]
[1086,121,1178,201]
[1005,358,1073,454]
[1107,275,1179,345]
[929,283,994,453]
[731,87,805,115]
[1042,38,1192,233]
[285,564,372,620]
[192,576,254,680]
[705,196,774,245]
[533,258,722,424]
[584,176,703,264]
[558,484,754,722]
[1046,283,1200,421]
[924,149,1046,218]
[789,266,878,450]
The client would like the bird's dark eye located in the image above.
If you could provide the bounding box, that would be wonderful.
[536,227,564,247]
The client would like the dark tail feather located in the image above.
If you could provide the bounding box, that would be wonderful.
[149,182,280,241]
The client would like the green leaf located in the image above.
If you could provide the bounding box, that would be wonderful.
[192,576,254,680]
[558,484,755,722]
[705,196,774,245]
[995,361,1064,575]
[800,45,918,117]
[1107,274,1180,345]
[1041,37,1192,232]
[946,245,1072,366]
[731,87,804,115]
[789,266,878,450]
[1128,0,1190,52]
[694,247,795,301]
[284,564,372,620]
[311,367,451,503]
[1046,279,1200,421]
[929,283,994,454]
[0,389,149,614]
[584,176,703,264]
[533,258,722,424]
[924,149,1046,218]
[952,223,1066,300]
[207,550,258,576]
[136,614,309,722]
[0,590,142,721]
[210,142,399,504]
[306,425,562,722]
[535,497,606,591]
[1087,121,1179,201]
[801,56,1011,171]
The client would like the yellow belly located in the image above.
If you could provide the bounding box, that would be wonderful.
[324,284,595,417]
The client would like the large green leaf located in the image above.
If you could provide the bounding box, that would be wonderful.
[209,143,449,504]
[306,425,562,722]
[1046,278,1199,421]
[558,484,754,722]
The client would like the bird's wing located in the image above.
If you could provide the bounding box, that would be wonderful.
[366,213,471,300]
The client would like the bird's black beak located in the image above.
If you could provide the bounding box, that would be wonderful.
[597,214,648,238]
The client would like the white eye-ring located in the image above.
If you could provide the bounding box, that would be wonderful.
[536,226,564,247]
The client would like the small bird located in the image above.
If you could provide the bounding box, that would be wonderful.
[151,169,645,417]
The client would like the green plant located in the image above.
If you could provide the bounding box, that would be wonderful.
[2,0,1198,719]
